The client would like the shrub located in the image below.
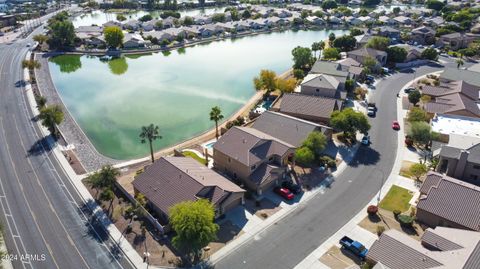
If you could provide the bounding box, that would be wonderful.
[260,212,268,219]
[397,214,414,226]
[405,137,414,147]
[126,225,133,233]
[410,207,416,217]
[376,225,385,236]
[319,156,336,168]
[367,205,378,215]
[393,209,401,217]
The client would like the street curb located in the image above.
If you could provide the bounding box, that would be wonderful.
[210,142,361,264]
[23,52,152,269]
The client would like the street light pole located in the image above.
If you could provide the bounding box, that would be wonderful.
[374,168,386,206]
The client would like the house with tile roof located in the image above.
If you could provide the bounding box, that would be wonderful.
[298,73,345,99]
[277,93,342,124]
[367,227,480,269]
[347,47,387,66]
[132,156,245,220]
[421,80,480,118]
[437,32,480,50]
[213,126,295,195]
[410,26,436,45]
[416,172,480,231]
[436,143,480,185]
[441,68,480,87]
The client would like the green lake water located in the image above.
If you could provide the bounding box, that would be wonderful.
[48,29,348,160]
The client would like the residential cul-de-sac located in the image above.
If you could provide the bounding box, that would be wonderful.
[1,1,480,269]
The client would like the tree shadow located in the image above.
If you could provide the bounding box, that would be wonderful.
[15,80,27,88]
[27,136,53,157]
[368,214,381,223]
[347,146,381,167]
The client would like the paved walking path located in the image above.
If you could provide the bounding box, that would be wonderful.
[293,71,434,269]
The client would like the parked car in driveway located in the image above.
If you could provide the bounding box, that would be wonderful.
[274,187,294,200]
[281,181,302,194]
[392,121,400,130]
[361,135,370,145]
[367,107,376,117]
[339,236,368,260]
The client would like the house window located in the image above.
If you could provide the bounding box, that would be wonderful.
[473,165,480,170]
[251,165,256,171]
[315,89,320,92]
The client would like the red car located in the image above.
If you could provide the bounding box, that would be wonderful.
[274,187,294,200]
[392,121,400,130]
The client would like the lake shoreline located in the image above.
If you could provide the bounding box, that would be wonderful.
[36,51,292,173]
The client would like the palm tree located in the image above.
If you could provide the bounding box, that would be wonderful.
[456,58,464,69]
[85,172,102,198]
[99,188,115,214]
[210,106,224,140]
[311,42,321,58]
[38,105,64,136]
[140,124,162,163]
[97,165,120,190]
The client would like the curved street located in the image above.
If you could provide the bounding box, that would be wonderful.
[0,31,133,269]
[215,58,461,269]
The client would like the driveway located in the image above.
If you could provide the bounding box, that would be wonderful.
[214,59,462,269]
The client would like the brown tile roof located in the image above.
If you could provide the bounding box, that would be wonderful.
[348,47,387,58]
[251,111,331,148]
[367,230,444,269]
[132,157,244,216]
[213,126,293,166]
[424,93,480,117]
[421,229,463,251]
[279,93,339,120]
[418,172,480,231]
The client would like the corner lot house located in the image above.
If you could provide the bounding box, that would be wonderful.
[278,93,342,124]
[132,156,245,220]
[437,143,480,185]
[416,172,480,231]
[367,227,480,269]
[213,126,295,195]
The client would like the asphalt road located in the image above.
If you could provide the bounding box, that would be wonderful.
[216,58,463,269]
[0,23,134,269]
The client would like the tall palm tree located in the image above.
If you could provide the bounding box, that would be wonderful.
[97,165,120,190]
[140,124,162,163]
[210,106,224,140]
[311,42,320,58]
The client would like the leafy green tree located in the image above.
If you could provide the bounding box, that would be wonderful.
[155,20,163,29]
[359,8,369,16]
[230,8,240,21]
[407,107,428,122]
[139,14,153,22]
[140,124,162,163]
[242,9,251,19]
[116,14,127,21]
[386,46,407,63]
[169,199,219,264]
[311,41,322,58]
[295,146,315,166]
[393,7,401,15]
[182,16,193,26]
[366,36,390,51]
[39,105,64,136]
[321,0,337,10]
[275,78,297,93]
[329,32,336,43]
[362,0,380,6]
[408,90,422,105]
[409,163,428,181]
[33,34,48,44]
[302,131,327,157]
[332,35,357,52]
[456,58,464,69]
[104,26,124,49]
[350,28,364,36]
[22,60,41,69]
[209,106,224,140]
[292,46,314,70]
[212,13,226,23]
[421,48,438,60]
[253,69,277,93]
[426,0,445,11]
[408,121,439,149]
[363,56,378,72]
[322,47,340,60]
[293,69,305,79]
[48,20,75,49]
[330,108,371,139]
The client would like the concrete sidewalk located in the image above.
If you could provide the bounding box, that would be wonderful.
[210,142,361,264]
[293,72,433,269]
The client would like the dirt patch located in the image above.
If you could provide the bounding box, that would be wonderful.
[244,198,282,219]
[64,149,87,175]
[207,221,244,256]
[319,246,364,269]
[399,160,416,179]
[358,208,425,241]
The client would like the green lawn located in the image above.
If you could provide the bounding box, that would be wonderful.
[379,185,413,213]
[182,151,207,165]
